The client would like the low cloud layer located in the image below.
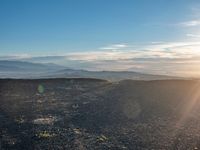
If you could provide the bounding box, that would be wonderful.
[1,41,200,77]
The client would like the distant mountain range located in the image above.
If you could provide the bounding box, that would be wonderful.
[0,60,65,72]
[0,60,182,81]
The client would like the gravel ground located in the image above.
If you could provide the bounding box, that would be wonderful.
[1,79,200,150]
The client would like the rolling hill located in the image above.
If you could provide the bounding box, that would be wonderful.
[0,61,180,81]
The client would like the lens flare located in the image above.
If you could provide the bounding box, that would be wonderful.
[38,84,45,94]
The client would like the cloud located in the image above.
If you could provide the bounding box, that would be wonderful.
[186,34,200,38]
[100,44,128,50]
[62,42,200,76]
[64,42,200,61]
[0,54,31,60]
[180,20,200,27]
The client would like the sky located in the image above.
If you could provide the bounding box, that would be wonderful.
[1,0,200,76]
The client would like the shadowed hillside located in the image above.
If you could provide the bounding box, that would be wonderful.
[1,79,200,149]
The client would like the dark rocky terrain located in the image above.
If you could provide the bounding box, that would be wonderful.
[1,78,200,149]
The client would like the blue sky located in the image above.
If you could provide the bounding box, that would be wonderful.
[0,0,197,54]
[1,0,200,76]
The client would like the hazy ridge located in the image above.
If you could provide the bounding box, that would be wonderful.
[0,60,181,81]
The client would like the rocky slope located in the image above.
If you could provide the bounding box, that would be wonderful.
[1,79,200,149]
